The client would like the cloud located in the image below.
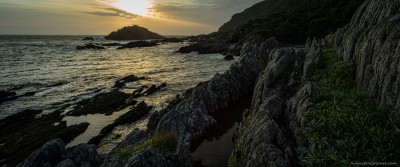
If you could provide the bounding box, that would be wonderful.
[84,7,139,19]
[150,0,263,26]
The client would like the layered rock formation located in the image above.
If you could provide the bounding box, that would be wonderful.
[326,0,400,113]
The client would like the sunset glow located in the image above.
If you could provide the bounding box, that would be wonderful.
[98,0,153,16]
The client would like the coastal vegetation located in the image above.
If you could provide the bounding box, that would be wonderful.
[302,49,400,165]
[116,132,178,160]
[219,0,365,42]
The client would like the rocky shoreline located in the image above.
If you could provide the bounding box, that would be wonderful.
[4,0,400,166]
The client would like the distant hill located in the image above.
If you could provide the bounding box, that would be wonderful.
[219,0,365,42]
[105,25,165,40]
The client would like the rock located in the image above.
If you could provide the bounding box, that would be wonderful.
[103,43,122,46]
[88,101,152,146]
[0,110,89,167]
[177,42,228,54]
[24,91,36,96]
[223,54,235,60]
[113,75,144,89]
[326,0,400,113]
[105,25,165,40]
[0,90,17,104]
[117,41,158,49]
[67,90,131,116]
[158,38,184,43]
[63,144,103,166]
[76,43,105,50]
[82,37,95,41]
[17,139,65,167]
[56,159,77,167]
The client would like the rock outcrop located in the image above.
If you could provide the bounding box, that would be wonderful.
[117,41,158,49]
[18,139,103,167]
[105,25,165,40]
[229,40,322,166]
[326,0,400,113]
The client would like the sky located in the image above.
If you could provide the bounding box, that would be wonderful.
[0,0,262,35]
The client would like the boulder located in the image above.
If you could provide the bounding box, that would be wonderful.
[17,139,66,167]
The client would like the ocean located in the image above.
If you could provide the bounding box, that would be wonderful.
[0,35,235,153]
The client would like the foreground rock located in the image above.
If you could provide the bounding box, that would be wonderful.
[326,0,400,113]
[117,41,158,49]
[67,90,131,116]
[0,110,89,167]
[76,43,105,50]
[88,101,152,145]
[18,139,102,167]
[0,90,17,104]
[113,75,145,89]
[105,25,165,40]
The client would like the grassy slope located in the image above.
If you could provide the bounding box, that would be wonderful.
[302,49,400,166]
[220,0,365,43]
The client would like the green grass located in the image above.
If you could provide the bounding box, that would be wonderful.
[116,132,178,161]
[302,49,400,166]
[227,142,243,167]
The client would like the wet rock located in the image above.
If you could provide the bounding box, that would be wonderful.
[0,90,17,104]
[113,75,144,89]
[88,101,152,146]
[0,109,90,167]
[24,92,36,96]
[17,139,65,167]
[103,43,122,46]
[223,54,235,61]
[117,41,158,49]
[177,42,229,54]
[326,0,400,113]
[56,159,77,167]
[76,43,105,50]
[158,38,184,43]
[67,90,131,116]
[82,37,95,41]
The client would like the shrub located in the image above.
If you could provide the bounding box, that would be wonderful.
[302,49,400,166]
[117,132,178,161]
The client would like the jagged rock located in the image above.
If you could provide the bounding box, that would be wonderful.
[124,147,168,167]
[326,0,400,113]
[17,139,65,167]
[0,110,89,167]
[113,75,144,89]
[224,54,235,61]
[63,144,103,166]
[67,91,131,116]
[82,37,95,41]
[56,159,77,167]
[76,43,105,50]
[117,41,158,49]
[230,47,319,166]
[177,42,229,54]
[105,25,165,40]
[103,43,122,46]
[88,101,152,145]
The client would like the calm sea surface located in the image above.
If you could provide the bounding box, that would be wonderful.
[0,35,235,152]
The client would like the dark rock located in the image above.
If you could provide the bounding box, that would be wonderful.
[56,159,77,167]
[67,90,131,116]
[223,54,235,60]
[117,41,158,49]
[103,43,122,46]
[63,144,103,166]
[0,109,89,167]
[76,43,105,50]
[82,37,95,41]
[0,90,17,104]
[158,38,184,43]
[105,25,165,40]
[326,0,400,113]
[17,139,65,167]
[177,42,229,54]
[88,101,152,145]
[24,92,35,96]
[113,75,144,89]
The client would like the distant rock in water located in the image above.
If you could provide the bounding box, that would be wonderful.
[82,37,95,41]
[223,54,234,61]
[76,43,105,50]
[102,42,122,46]
[117,41,158,49]
[105,25,165,40]
[158,38,184,43]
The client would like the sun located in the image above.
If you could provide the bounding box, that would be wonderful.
[103,0,152,16]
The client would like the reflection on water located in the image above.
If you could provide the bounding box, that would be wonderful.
[0,35,236,151]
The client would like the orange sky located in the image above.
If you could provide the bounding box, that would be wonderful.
[0,0,262,35]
